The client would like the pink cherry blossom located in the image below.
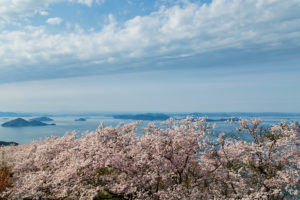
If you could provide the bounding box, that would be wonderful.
[0,117,298,199]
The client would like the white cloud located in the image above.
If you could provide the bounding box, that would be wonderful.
[0,0,100,24]
[40,11,49,16]
[70,0,105,7]
[76,0,93,7]
[47,17,63,25]
[0,0,300,81]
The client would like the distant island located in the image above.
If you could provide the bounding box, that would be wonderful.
[30,116,54,122]
[0,141,18,146]
[75,118,86,121]
[113,113,170,121]
[205,117,239,122]
[2,118,56,127]
[176,112,300,118]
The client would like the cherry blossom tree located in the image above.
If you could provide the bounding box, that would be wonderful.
[0,117,298,199]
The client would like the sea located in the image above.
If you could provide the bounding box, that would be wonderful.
[0,113,299,145]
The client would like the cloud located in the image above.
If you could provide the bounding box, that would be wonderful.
[0,0,300,82]
[47,17,63,25]
[76,0,102,7]
[40,11,49,16]
[0,0,100,24]
[71,0,105,7]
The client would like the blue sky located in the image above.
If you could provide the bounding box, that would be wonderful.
[0,0,299,113]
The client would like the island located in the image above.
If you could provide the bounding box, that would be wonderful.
[205,117,239,122]
[1,118,56,127]
[113,113,170,121]
[30,116,54,122]
[75,118,87,122]
[0,141,18,146]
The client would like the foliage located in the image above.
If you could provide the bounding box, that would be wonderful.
[0,165,12,195]
[0,151,12,197]
[0,117,298,199]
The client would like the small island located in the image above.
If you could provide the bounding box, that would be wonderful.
[2,118,56,127]
[0,141,18,146]
[113,113,170,121]
[30,116,54,122]
[205,117,239,122]
[75,118,87,122]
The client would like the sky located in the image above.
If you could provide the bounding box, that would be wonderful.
[0,0,299,113]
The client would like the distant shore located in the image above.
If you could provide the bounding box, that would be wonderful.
[0,141,18,146]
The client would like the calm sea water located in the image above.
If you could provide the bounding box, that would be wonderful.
[0,115,299,144]
[0,116,161,144]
